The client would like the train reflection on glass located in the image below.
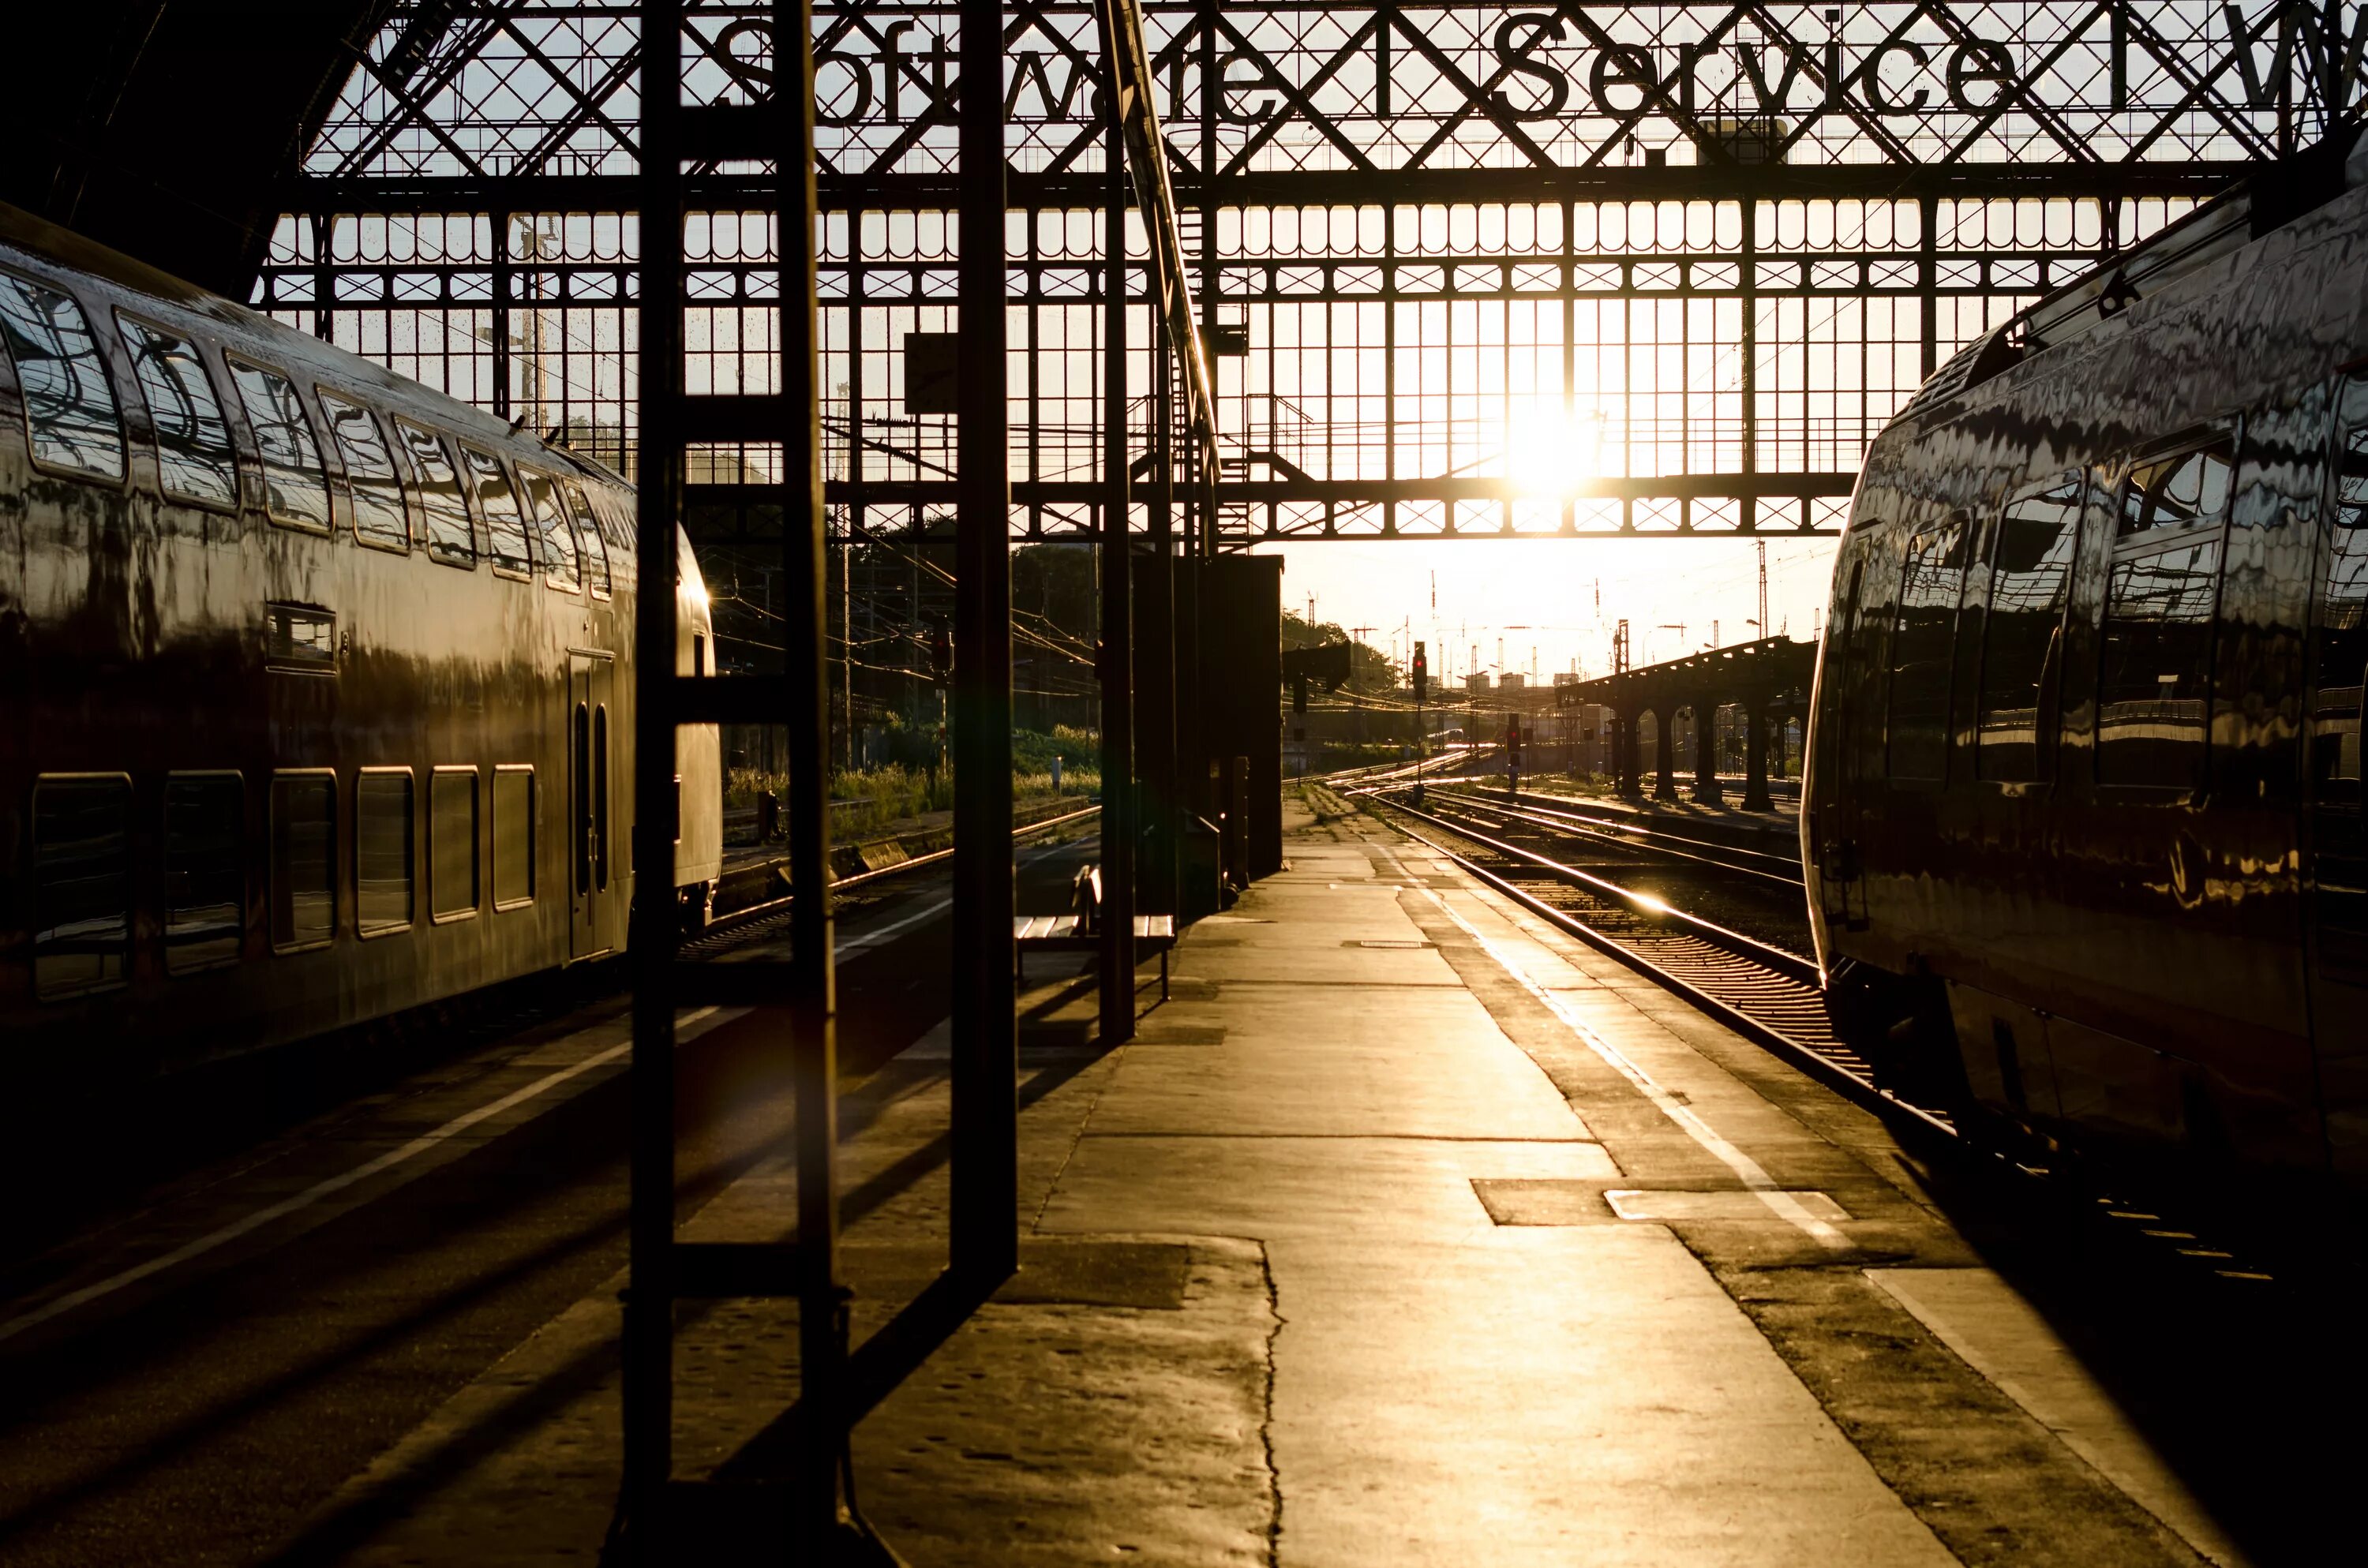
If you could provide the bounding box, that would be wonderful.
[1806,133,2368,1192]
[0,204,721,1083]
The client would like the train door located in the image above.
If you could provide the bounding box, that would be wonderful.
[2307,385,2368,1177]
[1815,557,1871,930]
[568,651,616,960]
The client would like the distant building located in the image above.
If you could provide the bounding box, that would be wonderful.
[1466,672,1491,694]
[1500,673,1527,692]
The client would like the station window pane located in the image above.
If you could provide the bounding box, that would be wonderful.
[432,769,479,919]
[356,771,414,934]
[119,316,236,507]
[399,421,474,564]
[0,275,124,478]
[32,776,131,999]
[322,393,410,550]
[564,481,610,594]
[1976,480,2081,783]
[2096,537,2221,791]
[164,773,242,973]
[519,468,579,589]
[230,361,332,530]
[493,766,534,908]
[463,447,534,574]
[1887,519,1968,782]
[270,773,336,949]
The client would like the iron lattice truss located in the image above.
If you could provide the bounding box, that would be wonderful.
[259,1,2367,539]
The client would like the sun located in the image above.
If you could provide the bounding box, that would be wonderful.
[1504,406,1606,498]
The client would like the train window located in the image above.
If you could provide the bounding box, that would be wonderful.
[229,361,332,532]
[0,274,124,480]
[462,447,534,574]
[2119,438,2234,537]
[493,765,535,910]
[356,769,414,935]
[519,468,580,591]
[431,767,479,919]
[1976,479,2081,783]
[2096,536,2222,791]
[1887,518,1969,783]
[563,481,610,595]
[269,771,336,951]
[321,393,410,551]
[164,773,243,974]
[32,774,131,1000]
[396,421,473,564]
[118,316,236,507]
[2313,419,2368,798]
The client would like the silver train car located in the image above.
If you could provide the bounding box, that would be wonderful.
[0,203,720,1083]
[1804,135,2368,1191]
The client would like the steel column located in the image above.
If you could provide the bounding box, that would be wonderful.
[951,0,1018,1285]
[1098,28,1136,1046]
[775,0,845,1540]
[623,1,683,1536]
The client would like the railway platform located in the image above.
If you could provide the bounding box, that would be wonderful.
[292,796,2246,1566]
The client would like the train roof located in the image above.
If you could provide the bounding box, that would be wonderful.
[0,199,631,494]
[1894,126,2368,430]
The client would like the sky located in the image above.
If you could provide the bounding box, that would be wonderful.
[1253,533,1840,684]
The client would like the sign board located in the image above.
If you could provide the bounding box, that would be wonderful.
[905,331,961,415]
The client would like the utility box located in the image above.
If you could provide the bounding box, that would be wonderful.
[904,332,961,415]
[1197,555,1283,880]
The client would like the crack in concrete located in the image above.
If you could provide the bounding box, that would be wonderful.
[1255,1239,1285,1568]
[1030,1037,1126,1235]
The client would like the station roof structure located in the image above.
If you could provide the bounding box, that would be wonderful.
[12,2,2365,542]
[0,3,397,296]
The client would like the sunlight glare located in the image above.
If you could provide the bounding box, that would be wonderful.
[1505,406,1606,498]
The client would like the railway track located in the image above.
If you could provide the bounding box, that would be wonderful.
[684,803,1101,958]
[1365,788,1950,1138]
[1422,784,1804,889]
[1361,788,2291,1283]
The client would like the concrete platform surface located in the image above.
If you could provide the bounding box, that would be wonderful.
[289,795,2238,1566]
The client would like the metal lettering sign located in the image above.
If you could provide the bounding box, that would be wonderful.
[309,3,2368,185]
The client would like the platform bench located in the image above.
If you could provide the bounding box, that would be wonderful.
[1012,913,1176,1000]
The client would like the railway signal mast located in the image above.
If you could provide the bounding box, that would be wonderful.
[1411,641,1427,806]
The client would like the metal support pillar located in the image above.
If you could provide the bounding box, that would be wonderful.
[623,2,683,1533]
[1097,36,1135,1046]
[1614,707,1639,798]
[1742,702,1774,812]
[1652,705,1679,803]
[1692,701,1723,805]
[1141,310,1181,920]
[951,0,1017,1285]
[625,0,850,1555]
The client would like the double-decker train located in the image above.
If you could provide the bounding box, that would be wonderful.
[0,203,720,1086]
[1805,135,2368,1190]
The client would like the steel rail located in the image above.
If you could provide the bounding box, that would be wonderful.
[1383,795,1815,981]
[1421,785,1806,889]
[1366,795,1958,1142]
[702,804,1103,938]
